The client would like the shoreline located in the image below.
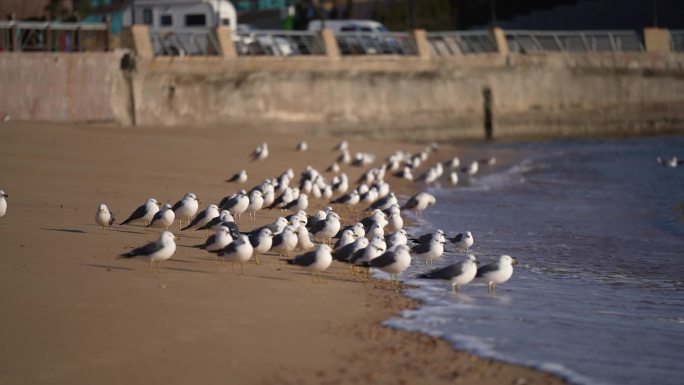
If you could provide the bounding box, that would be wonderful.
[0,121,566,385]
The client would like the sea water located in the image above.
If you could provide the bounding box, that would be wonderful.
[383,136,684,385]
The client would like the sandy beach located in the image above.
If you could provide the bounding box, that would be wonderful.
[0,121,565,385]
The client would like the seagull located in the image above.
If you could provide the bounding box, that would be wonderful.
[270,226,298,256]
[326,162,340,173]
[197,210,234,232]
[401,192,436,217]
[411,229,445,245]
[247,190,264,221]
[296,226,316,251]
[310,212,341,243]
[369,244,411,282]
[462,160,479,176]
[386,211,403,233]
[333,237,369,264]
[450,231,474,252]
[121,198,160,228]
[95,203,115,231]
[385,229,409,249]
[147,203,175,230]
[226,192,249,223]
[449,172,459,186]
[217,234,254,275]
[286,244,333,283]
[476,255,518,292]
[283,193,309,212]
[0,190,8,218]
[410,236,445,267]
[393,166,413,181]
[252,142,269,161]
[333,229,356,250]
[335,140,348,151]
[445,157,460,169]
[368,192,397,212]
[227,169,248,184]
[479,156,496,166]
[249,227,274,265]
[418,254,478,292]
[296,141,308,151]
[181,204,220,231]
[351,236,386,267]
[268,187,294,210]
[330,190,359,206]
[194,226,233,252]
[0,190,7,218]
[119,231,177,271]
[172,193,199,229]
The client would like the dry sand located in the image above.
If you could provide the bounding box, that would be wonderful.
[0,122,565,385]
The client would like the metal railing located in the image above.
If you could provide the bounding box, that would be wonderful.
[150,28,220,56]
[427,31,498,56]
[505,30,644,53]
[235,30,324,56]
[671,30,684,52]
[336,31,416,55]
[0,21,108,52]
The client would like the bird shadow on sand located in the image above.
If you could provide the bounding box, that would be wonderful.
[40,228,87,234]
[163,266,212,274]
[107,228,147,235]
[81,263,134,271]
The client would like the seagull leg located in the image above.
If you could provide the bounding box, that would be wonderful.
[240,263,245,275]
[317,272,323,284]
[232,263,236,275]
[254,254,261,265]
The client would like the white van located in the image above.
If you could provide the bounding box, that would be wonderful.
[307,19,388,33]
[122,0,237,55]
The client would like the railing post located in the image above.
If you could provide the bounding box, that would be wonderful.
[215,26,237,59]
[491,27,508,55]
[411,29,431,60]
[122,24,154,59]
[320,28,340,59]
[45,23,52,52]
[11,21,20,52]
[644,27,672,53]
[104,15,111,52]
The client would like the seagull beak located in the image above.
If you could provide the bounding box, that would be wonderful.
[512,258,518,265]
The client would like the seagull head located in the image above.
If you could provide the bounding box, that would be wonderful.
[0,190,7,198]
[160,231,176,243]
[466,254,477,263]
[98,203,108,212]
[148,198,159,206]
[500,255,517,265]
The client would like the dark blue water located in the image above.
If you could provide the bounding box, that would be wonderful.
[384,136,684,385]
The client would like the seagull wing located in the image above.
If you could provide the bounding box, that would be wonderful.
[369,250,396,268]
[182,210,207,231]
[308,219,327,235]
[476,262,500,278]
[450,233,464,243]
[418,262,465,280]
[121,204,148,225]
[120,240,163,258]
[410,242,431,254]
[289,250,317,267]
[171,199,184,212]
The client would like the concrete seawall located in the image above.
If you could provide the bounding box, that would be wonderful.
[2,51,684,139]
[0,52,131,125]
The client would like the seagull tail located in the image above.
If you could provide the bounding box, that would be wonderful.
[283,258,295,265]
[119,252,136,258]
[192,244,206,249]
[180,224,193,231]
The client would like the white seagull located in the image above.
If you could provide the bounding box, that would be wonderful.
[181,204,220,231]
[119,231,177,271]
[401,192,436,217]
[310,212,341,243]
[172,192,200,229]
[476,255,518,292]
[450,231,474,252]
[148,203,175,230]
[369,244,411,282]
[0,190,8,218]
[410,236,445,267]
[194,226,233,252]
[217,234,254,275]
[95,203,115,231]
[121,198,160,228]
[418,254,478,292]
[252,142,269,161]
[227,169,248,184]
[286,244,333,283]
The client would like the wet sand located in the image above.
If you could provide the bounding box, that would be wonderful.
[0,122,565,385]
